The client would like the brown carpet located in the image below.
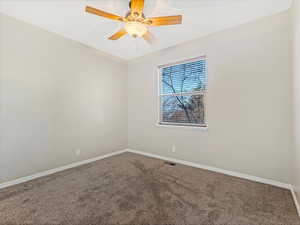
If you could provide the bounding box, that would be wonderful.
[0,152,299,225]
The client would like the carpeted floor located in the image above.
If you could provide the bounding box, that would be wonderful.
[0,152,299,225]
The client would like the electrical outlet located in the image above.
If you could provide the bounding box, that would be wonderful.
[75,149,81,156]
[172,145,176,153]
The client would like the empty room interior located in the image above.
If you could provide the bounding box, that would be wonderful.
[1,0,300,224]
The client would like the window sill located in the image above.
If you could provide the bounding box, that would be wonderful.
[156,123,208,131]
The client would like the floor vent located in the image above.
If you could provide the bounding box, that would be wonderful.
[164,161,176,166]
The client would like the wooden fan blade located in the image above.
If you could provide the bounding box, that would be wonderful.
[108,28,127,40]
[143,31,156,44]
[130,0,144,14]
[86,6,124,22]
[145,15,182,26]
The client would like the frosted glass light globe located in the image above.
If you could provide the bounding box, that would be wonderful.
[124,22,148,38]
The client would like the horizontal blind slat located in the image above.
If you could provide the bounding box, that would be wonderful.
[161,59,207,95]
[159,58,207,126]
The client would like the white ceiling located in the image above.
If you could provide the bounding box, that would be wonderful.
[0,0,292,60]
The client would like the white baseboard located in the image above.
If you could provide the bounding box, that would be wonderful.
[126,149,291,190]
[1,148,291,191]
[0,149,127,189]
[1,148,299,216]
[291,186,300,217]
[0,147,297,216]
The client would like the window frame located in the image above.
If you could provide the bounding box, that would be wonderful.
[157,56,208,128]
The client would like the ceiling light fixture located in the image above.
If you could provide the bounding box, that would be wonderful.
[124,21,148,38]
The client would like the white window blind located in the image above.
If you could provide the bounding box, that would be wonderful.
[159,57,207,127]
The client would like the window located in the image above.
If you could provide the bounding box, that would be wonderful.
[158,56,207,127]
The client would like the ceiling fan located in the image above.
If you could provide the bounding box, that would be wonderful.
[85,0,182,44]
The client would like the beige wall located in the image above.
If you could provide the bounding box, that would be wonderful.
[128,11,292,183]
[0,14,128,183]
[292,0,300,204]
[0,9,294,185]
